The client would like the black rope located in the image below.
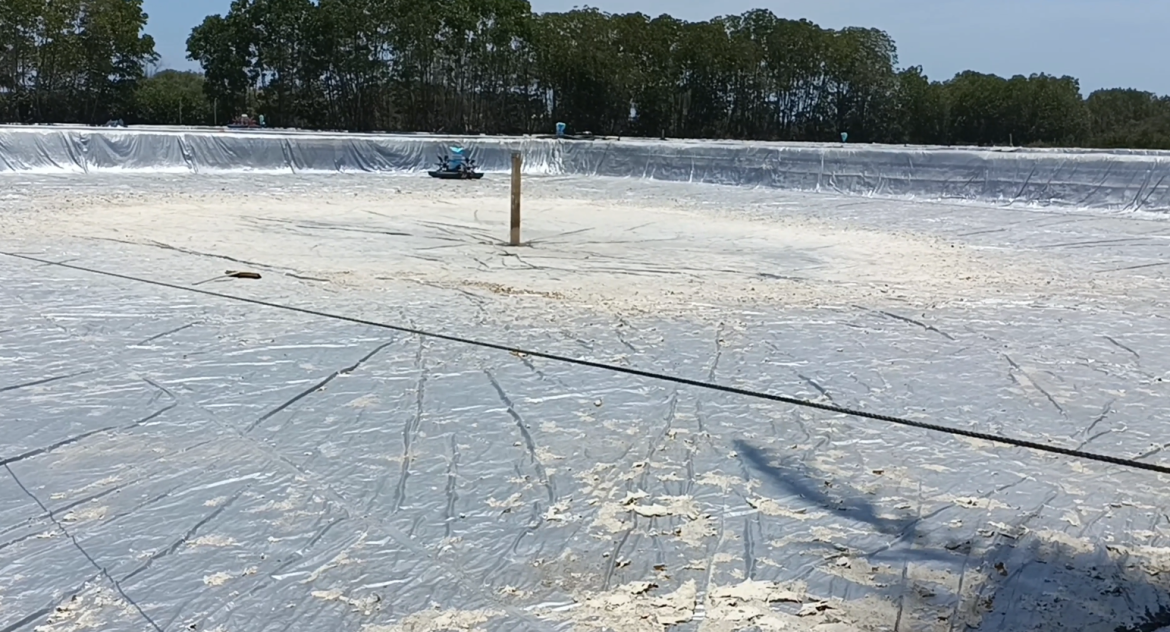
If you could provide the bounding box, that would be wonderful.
[5,250,1169,475]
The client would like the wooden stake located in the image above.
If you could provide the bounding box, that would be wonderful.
[510,151,522,246]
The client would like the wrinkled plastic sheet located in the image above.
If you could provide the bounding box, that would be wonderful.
[3,218,1170,631]
[4,137,1170,631]
[2,125,1170,211]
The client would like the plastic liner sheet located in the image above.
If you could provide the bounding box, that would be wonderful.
[3,234,1170,632]
[2,126,1170,211]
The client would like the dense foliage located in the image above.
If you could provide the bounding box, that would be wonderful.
[0,0,155,123]
[3,0,1170,148]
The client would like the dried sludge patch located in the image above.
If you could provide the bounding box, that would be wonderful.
[0,178,1116,317]
[371,579,871,632]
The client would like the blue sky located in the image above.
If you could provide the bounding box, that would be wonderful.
[143,0,1170,95]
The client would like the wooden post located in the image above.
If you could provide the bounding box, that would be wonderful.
[510,151,522,246]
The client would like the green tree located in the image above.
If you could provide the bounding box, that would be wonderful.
[314,0,398,131]
[674,18,734,138]
[889,66,947,144]
[532,8,634,134]
[1086,89,1170,149]
[0,0,155,123]
[758,18,830,140]
[75,0,158,121]
[1,0,1167,149]
[134,69,212,124]
[823,27,900,142]
[0,0,40,120]
[238,0,319,127]
[187,9,255,124]
[620,14,682,138]
[1016,74,1089,146]
[94,1,1163,150]
[944,72,1010,145]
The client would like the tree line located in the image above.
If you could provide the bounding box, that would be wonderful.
[3,0,1170,149]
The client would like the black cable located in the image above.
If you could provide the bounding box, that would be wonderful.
[5,250,1169,475]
